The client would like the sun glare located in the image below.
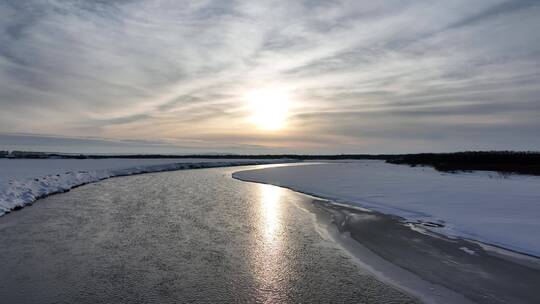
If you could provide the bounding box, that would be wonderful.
[245,88,290,131]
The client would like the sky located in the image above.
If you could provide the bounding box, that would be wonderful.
[1,0,539,154]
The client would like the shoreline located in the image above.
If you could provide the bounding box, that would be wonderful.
[308,199,540,304]
[302,199,473,304]
[233,161,540,259]
[0,160,294,216]
[233,175,540,304]
[233,173,540,260]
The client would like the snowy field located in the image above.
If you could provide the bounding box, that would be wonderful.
[233,160,540,257]
[0,158,286,216]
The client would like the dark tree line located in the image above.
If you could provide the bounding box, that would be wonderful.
[387,151,540,175]
[2,150,540,175]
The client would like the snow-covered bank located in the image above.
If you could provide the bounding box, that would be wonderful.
[0,158,290,216]
[233,160,540,257]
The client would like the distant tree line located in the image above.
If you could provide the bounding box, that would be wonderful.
[0,151,392,160]
[387,151,540,175]
[1,150,539,175]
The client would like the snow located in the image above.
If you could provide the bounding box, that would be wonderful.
[233,160,540,256]
[0,158,287,216]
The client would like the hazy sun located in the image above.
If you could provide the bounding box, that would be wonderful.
[245,88,290,131]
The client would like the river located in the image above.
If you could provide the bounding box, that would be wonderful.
[0,165,417,303]
[2,164,538,303]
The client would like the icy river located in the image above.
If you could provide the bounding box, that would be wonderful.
[0,165,538,303]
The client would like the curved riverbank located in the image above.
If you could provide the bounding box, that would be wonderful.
[232,163,540,303]
[305,199,540,304]
[232,161,540,257]
[0,159,293,216]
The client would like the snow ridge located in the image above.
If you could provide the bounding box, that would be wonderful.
[0,160,283,216]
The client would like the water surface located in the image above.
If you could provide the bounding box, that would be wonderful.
[0,166,416,303]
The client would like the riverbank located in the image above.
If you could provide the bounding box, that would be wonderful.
[233,160,540,257]
[305,198,540,304]
[0,158,294,216]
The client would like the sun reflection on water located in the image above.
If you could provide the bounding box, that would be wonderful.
[260,184,282,242]
[252,183,287,300]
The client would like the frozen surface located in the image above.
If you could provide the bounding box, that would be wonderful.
[0,158,285,216]
[233,160,540,256]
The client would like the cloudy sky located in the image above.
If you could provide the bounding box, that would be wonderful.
[1,0,539,154]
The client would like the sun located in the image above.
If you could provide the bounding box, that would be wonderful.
[245,88,290,131]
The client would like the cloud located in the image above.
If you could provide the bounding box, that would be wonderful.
[0,0,539,153]
[0,132,271,154]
